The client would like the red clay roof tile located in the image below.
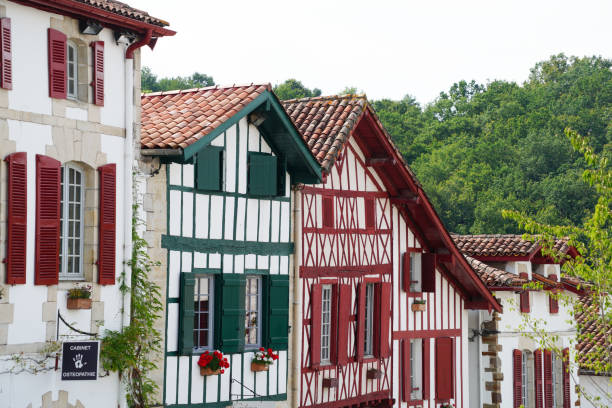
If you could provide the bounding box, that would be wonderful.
[452,234,571,258]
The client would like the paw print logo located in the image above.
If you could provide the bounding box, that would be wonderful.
[73,354,87,369]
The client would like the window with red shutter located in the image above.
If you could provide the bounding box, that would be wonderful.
[402,252,411,292]
[535,349,544,408]
[48,28,67,99]
[98,164,116,284]
[519,272,530,313]
[544,350,553,408]
[364,197,375,229]
[435,337,454,400]
[549,291,559,314]
[5,152,27,284]
[513,349,523,408]
[401,339,410,402]
[421,253,436,292]
[310,284,322,367]
[35,155,61,285]
[562,348,570,408]
[422,338,430,400]
[335,284,351,365]
[356,282,366,361]
[0,18,12,90]
[91,41,104,106]
[374,282,391,358]
[322,196,334,228]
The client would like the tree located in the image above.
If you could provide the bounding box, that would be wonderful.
[141,66,214,93]
[273,79,321,100]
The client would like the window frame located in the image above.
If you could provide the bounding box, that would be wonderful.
[244,274,263,349]
[320,284,333,364]
[363,282,375,357]
[66,40,78,100]
[193,275,215,352]
[410,338,423,401]
[522,350,530,408]
[59,163,85,281]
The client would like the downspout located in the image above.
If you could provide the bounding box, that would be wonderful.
[291,186,303,408]
[477,311,483,408]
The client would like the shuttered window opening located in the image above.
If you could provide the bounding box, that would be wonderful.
[544,350,553,408]
[48,28,67,99]
[562,348,570,408]
[535,349,544,408]
[5,152,27,284]
[196,146,224,191]
[524,351,533,407]
[244,275,262,348]
[0,18,12,90]
[363,283,375,357]
[322,196,334,228]
[193,275,214,352]
[409,338,423,400]
[421,252,436,292]
[59,165,84,280]
[98,164,116,284]
[35,155,61,285]
[435,337,454,400]
[248,152,277,196]
[91,41,104,106]
[335,284,351,365]
[320,284,332,364]
[402,252,422,293]
[214,274,246,354]
[310,284,322,367]
[364,197,376,229]
[513,349,523,408]
[374,282,392,358]
[519,272,530,313]
[66,41,77,100]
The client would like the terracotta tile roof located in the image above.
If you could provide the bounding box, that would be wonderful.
[282,95,367,171]
[452,234,570,258]
[575,295,611,374]
[141,84,271,149]
[78,0,169,26]
[464,256,527,288]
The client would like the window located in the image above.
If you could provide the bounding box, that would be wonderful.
[248,152,278,196]
[320,284,332,363]
[196,146,224,191]
[67,41,77,99]
[410,339,423,400]
[552,352,558,408]
[193,276,214,351]
[59,165,84,280]
[410,253,421,292]
[522,351,530,408]
[364,283,375,356]
[322,196,334,228]
[244,275,262,348]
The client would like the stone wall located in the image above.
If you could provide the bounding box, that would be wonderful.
[482,312,503,408]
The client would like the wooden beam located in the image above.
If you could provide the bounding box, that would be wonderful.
[365,157,396,166]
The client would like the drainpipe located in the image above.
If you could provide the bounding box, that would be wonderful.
[478,311,483,408]
[291,186,303,408]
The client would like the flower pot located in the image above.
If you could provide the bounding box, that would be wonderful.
[251,362,269,372]
[67,298,92,310]
[411,302,426,312]
[200,366,221,376]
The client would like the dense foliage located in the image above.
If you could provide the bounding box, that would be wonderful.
[141,66,214,93]
[273,79,321,100]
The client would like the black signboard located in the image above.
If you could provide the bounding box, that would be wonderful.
[61,341,98,381]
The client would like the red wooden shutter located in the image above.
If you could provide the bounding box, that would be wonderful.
[0,18,12,89]
[5,152,27,284]
[422,338,430,400]
[91,41,104,106]
[335,284,351,365]
[562,348,570,408]
[364,197,375,229]
[374,282,392,358]
[421,253,436,292]
[98,164,116,284]
[535,349,544,408]
[544,350,553,408]
[35,155,60,285]
[401,340,410,402]
[519,272,530,313]
[513,349,523,408]
[402,252,411,292]
[330,284,339,364]
[549,290,559,314]
[48,28,66,99]
[322,196,334,228]
[435,337,454,400]
[356,282,366,361]
[310,284,322,368]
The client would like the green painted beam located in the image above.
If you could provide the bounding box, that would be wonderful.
[162,235,294,256]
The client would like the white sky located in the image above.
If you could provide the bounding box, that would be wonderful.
[128,0,612,105]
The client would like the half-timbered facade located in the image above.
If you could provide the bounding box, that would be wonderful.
[139,85,321,407]
[0,1,173,406]
[283,96,501,408]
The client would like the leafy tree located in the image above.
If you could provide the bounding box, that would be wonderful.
[273,79,321,100]
[141,66,214,93]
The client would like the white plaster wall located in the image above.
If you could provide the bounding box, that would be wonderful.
[99,29,126,129]
[580,375,612,408]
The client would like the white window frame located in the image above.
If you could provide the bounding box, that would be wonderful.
[245,275,262,349]
[364,283,375,356]
[552,352,560,408]
[320,284,332,364]
[59,164,84,280]
[410,252,422,292]
[193,276,214,352]
[410,338,423,400]
[66,41,78,100]
[522,350,530,408]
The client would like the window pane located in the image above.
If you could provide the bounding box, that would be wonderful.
[321,285,332,362]
[364,284,374,356]
[194,277,212,350]
[244,276,261,346]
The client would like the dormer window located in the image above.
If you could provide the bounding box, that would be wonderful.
[67,41,77,100]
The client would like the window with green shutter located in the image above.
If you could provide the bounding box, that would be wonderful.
[214,274,246,353]
[179,273,196,355]
[248,152,277,196]
[264,274,290,350]
[196,146,224,191]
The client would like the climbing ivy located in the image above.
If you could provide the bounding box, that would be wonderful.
[100,204,163,407]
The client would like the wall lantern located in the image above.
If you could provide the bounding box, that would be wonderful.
[79,19,103,35]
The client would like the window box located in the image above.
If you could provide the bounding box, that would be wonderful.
[67,298,91,310]
[200,366,222,376]
[411,300,426,312]
[251,362,269,372]
[322,378,338,388]
[366,368,382,380]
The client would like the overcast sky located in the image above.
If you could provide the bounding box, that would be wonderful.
[128,0,612,105]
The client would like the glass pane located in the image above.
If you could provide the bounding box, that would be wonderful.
[69,168,75,184]
[75,171,81,184]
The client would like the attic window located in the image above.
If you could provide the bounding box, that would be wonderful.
[196,146,224,191]
[248,152,277,196]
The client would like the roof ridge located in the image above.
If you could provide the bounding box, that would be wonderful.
[282,93,367,104]
[142,83,272,98]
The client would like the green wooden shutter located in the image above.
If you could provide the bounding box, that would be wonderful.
[276,156,287,196]
[196,146,223,191]
[215,274,245,353]
[179,273,196,355]
[248,152,277,196]
[265,275,290,350]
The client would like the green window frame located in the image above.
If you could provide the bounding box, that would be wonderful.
[196,146,224,191]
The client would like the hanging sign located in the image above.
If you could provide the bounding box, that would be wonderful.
[61,341,99,380]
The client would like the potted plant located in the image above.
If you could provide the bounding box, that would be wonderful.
[251,347,279,372]
[197,350,229,376]
[66,284,92,309]
[440,403,454,408]
[411,298,426,312]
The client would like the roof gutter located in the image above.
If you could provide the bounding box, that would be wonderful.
[126,28,152,59]
[140,148,183,157]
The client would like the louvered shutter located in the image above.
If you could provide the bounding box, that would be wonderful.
[215,274,245,353]
[0,18,12,89]
[364,197,375,229]
[329,284,339,364]
[196,146,223,191]
[562,348,570,408]
[544,350,553,408]
[322,196,334,228]
[266,275,289,350]
[5,152,27,284]
[549,291,559,314]
[35,155,60,285]
[513,349,523,408]
[48,28,66,99]
[401,339,410,402]
[402,252,411,292]
[98,164,116,285]
[310,284,322,367]
[535,349,544,408]
[178,273,195,355]
[519,272,530,313]
[421,253,436,292]
[356,282,366,361]
[374,282,392,358]
[422,338,430,400]
[335,284,351,365]
[435,337,454,400]
[91,41,104,106]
